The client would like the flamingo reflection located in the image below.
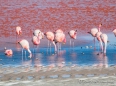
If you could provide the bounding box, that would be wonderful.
[56,50,66,70]
[93,53,108,68]
[47,54,57,71]
[21,59,32,72]
[34,53,43,72]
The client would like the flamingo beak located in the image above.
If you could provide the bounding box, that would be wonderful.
[87,32,90,34]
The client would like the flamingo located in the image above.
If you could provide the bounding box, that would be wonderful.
[16,26,22,43]
[54,29,66,50]
[112,29,116,36]
[88,25,100,49]
[44,31,57,53]
[32,36,40,53]
[100,34,108,56]
[18,39,32,58]
[33,29,44,52]
[4,47,13,56]
[33,29,44,39]
[95,24,103,52]
[68,30,77,48]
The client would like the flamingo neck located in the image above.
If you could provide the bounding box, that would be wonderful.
[27,49,31,54]
[63,38,66,43]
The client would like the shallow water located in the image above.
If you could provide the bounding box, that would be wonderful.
[0,33,116,67]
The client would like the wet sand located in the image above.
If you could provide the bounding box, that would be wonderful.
[0,65,116,86]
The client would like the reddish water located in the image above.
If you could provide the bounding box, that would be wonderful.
[0,0,116,38]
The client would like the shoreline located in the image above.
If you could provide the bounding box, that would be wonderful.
[0,65,116,81]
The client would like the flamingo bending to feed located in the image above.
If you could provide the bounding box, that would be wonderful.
[68,30,77,47]
[4,47,13,56]
[18,39,32,58]
[54,29,66,50]
[16,26,22,43]
[100,34,108,56]
[44,31,57,52]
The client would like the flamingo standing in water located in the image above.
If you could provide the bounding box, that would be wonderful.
[96,24,103,52]
[4,47,13,56]
[33,29,44,52]
[68,30,77,48]
[88,25,99,49]
[16,26,22,43]
[54,29,66,50]
[44,31,57,53]
[100,34,108,56]
[18,39,32,58]
[32,36,40,53]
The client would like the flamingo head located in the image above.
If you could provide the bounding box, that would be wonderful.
[19,30,22,35]
[38,31,44,39]
[17,40,22,44]
[99,23,102,28]
[87,32,91,34]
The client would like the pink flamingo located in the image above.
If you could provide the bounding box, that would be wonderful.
[18,39,32,58]
[33,29,44,39]
[95,24,103,52]
[112,29,116,36]
[16,26,22,43]
[88,25,99,49]
[100,34,108,56]
[32,36,40,45]
[33,29,44,52]
[54,29,66,50]
[68,30,77,48]
[44,31,57,53]
[32,36,40,53]
[4,47,13,56]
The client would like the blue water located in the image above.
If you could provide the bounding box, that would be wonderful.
[0,33,116,67]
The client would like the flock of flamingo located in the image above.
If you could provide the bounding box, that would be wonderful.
[4,24,116,58]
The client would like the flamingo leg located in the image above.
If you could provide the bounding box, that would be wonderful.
[16,33,17,43]
[99,41,103,53]
[73,39,74,49]
[48,40,50,49]
[94,37,96,50]
[33,44,35,53]
[52,41,57,53]
[60,43,61,50]
[104,42,107,56]
[22,48,24,62]
[25,51,26,60]
[50,43,51,54]
[70,39,72,48]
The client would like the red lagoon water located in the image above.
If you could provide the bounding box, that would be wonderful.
[0,0,116,38]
